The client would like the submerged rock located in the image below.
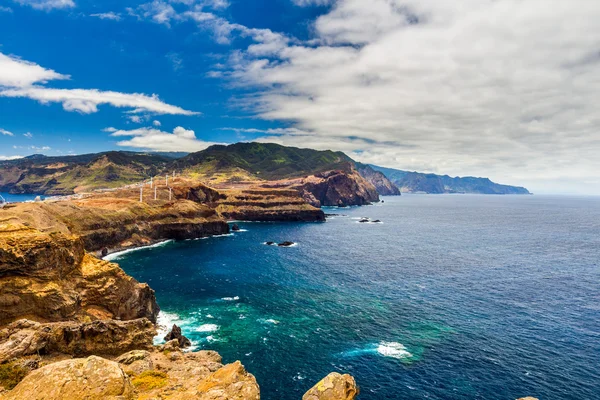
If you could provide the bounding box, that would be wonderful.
[303,372,358,400]
[1,356,134,400]
[164,324,191,348]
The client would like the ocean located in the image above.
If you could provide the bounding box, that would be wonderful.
[114,195,600,400]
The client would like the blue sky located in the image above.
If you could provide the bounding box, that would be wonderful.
[1,0,599,194]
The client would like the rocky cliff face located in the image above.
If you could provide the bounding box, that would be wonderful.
[262,169,380,207]
[0,224,159,326]
[355,164,401,196]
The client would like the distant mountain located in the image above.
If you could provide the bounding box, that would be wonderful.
[370,165,530,195]
[0,151,171,195]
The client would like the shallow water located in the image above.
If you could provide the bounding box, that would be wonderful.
[116,195,600,400]
[0,192,41,202]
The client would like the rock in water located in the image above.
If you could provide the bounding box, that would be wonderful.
[265,241,276,246]
[197,361,260,400]
[2,356,134,400]
[232,223,241,231]
[164,324,191,348]
[278,241,295,247]
[303,372,358,400]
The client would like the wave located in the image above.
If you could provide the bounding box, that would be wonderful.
[376,342,413,359]
[196,233,234,240]
[342,341,413,360]
[258,318,280,325]
[153,310,191,345]
[103,240,174,261]
[195,324,219,333]
[221,296,240,301]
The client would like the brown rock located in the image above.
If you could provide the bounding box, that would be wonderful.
[0,319,155,363]
[303,372,359,400]
[197,361,260,400]
[0,225,159,326]
[1,356,134,400]
[164,324,192,348]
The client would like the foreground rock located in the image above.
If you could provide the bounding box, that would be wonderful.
[0,224,159,326]
[0,356,134,400]
[0,319,155,363]
[303,372,359,400]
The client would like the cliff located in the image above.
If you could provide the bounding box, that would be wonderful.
[0,224,159,327]
[355,163,401,196]
[370,165,530,194]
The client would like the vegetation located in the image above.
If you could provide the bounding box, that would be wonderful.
[0,362,29,390]
[131,370,168,391]
[172,142,354,180]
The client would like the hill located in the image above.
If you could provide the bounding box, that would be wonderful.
[370,165,530,195]
[0,152,170,195]
[171,142,354,181]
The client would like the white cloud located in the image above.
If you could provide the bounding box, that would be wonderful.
[153,120,162,126]
[0,128,14,136]
[0,155,23,160]
[0,53,69,88]
[13,0,75,11]
[0,6,13,12]
[109,126,218,151]
[0,52,198,116]
[23,132,33,138]
[90,12,121,21]
[217,0,600,194]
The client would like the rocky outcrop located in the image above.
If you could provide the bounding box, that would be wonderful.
[197,361,260,400]
[298,170,380,207]
[0,356,135,400]
[0,225,159,326]
[303,372,358,400]
[0,319,155,363]
[215,188,325,222]
[262,169,380,207]
[164,324,191,348]
[356,163,401,196]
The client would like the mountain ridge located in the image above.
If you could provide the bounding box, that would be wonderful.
[370,165,530,195]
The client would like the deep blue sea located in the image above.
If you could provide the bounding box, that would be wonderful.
[114,195,600,400]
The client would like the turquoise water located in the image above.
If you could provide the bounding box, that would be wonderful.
[115,195,600,399]
[0,192,41,202]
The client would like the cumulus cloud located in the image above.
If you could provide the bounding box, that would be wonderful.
[13,0,74,11]
[23,132,33,138]
[215,0,600,193]
[0,128,14,136]
[109,126,218,151]
[90,12,121,21]
[153,120,162,127]
[0,52,197,116]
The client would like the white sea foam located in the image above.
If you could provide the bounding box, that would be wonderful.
[376,342,413,359]
[153,311,188,345]
[206,314,215,319]
[197,233,234,240]
[221,296,240,301]
[196,324,219,333]
[103,240,174,261]
[264,319,280,325]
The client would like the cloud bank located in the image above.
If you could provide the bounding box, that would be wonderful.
[212,0,600,193]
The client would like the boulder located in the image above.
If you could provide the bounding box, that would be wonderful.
[231,224,241,231]
[1,356,134,400]
[164,324,191,348]
[197,361,260,400]
[303,372,358,400]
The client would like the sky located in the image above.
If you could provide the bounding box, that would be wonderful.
[1,0,599,194]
